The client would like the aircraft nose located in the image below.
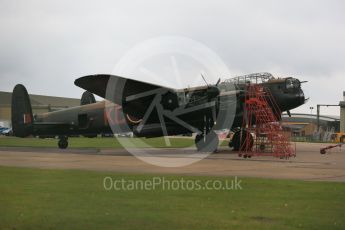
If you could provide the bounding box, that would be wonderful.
[299,80,308,104]
[300,90,306,104]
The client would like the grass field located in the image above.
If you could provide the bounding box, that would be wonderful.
[0,136,197,149]
[1,166,344,229]
[0,136,230,149]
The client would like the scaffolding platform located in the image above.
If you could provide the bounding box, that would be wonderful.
[238,83,295,159]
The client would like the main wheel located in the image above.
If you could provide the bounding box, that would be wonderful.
[58,139,68,149]
[195,134,205,151]
[195,131,219,152]
[230,130,253,151]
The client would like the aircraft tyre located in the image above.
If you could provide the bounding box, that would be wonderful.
[230,130,253,151]
[195,131,219,152]
[58,137,68,149]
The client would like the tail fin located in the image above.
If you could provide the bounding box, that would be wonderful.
[11,84,33,137]
[80,91,96,105]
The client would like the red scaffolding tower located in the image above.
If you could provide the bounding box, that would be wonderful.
[238,84,295,159]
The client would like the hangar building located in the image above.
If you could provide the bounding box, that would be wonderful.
[0,91,80,128]
[282,91,345,141]
[282,113,340,138]
[340,91,345,132]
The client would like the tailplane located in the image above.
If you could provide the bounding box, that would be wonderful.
[11,84,33,137]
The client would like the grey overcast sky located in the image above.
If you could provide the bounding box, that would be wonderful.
[0,0,344,115]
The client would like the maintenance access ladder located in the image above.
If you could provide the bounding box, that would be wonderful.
[239,84,295,159]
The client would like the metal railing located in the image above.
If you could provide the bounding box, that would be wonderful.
[222,72,274,85]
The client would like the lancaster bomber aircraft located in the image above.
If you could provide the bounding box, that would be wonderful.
[11,72,306,151]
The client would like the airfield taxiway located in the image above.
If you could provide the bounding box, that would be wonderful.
[0,142,344,182]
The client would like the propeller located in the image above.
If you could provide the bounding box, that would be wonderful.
[200,74,221,88]
[215,78,221,86]
[200,74,209,87]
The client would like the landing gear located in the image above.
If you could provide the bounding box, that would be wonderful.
[195,131,219,152]
[58,136,68,149]
[194,107,219,152]
[229,129,253,151]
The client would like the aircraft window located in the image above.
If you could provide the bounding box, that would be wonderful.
[185,93,192,103]
[286,78,300,89]
[286,79,294,89]
[293,79,301,88]
[177,92,186,106]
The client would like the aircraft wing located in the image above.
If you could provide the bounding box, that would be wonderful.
[75,74,180,118]
[75,74,175,103]
[75,74,217,121]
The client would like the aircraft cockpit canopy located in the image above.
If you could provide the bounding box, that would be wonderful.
[285,78,301,89]
[219,72,275,92]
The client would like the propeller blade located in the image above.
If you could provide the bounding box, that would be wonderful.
[200,74,209,87]
[216,78,221,86]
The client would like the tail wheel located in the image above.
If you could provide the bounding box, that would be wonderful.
[58,137,68,149]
